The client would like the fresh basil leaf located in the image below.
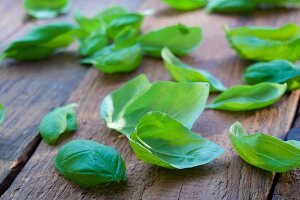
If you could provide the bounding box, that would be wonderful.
[162,0,207,10]
[0,22,76,62]
[138,24,203,57]
[39,103,78,145]
[23,0,70,19]
[74,11,104,36]
[162,47,226,92]
[128,111,224,169]
[207,83,287,111]
[81,28,142,73]
[78,32,108,57]
[100,74,210,135]
[0,103,4,124]
[230,122,300,172]
[206,0,257,13]
[243,60,300,91]
[54,139,126,187]
[96,6,128,24]
[226,23,300,61]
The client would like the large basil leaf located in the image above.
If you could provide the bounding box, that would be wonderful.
[39,103,78,145]
[81,28,142,73]
[0,103,4,124]
[54,140,126,187]
[128,111,225,169]
[243,60,300,91]
[230,122,300,172]
[162,47,226,92]
[23,0,70,19]
[100,74,210,135]
[138,24,203,57]
[162,0,207,10]
[226,23,300,61]
[206,0,257,13]
[0,22,76,62]
[207,83,287,111]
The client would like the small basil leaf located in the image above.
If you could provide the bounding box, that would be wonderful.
[54,140,126,187]
[81,28,142,74]
[162,47,227,92]
[206,0,257,13]
[0,22,76,62]
[128,111,225,169]
[39,103,78,145]
[162,0,207,10]
[74,11,104,36]
[78,33,108,57]
[96,6,128,24]
[226,23,300,61]
[243,60,300,91]
[0,103,4,124]
[23,0,70,19]
[207,83,287,111]
[230,122,300,172]
[100,74,210,135]
[138,24,203,57]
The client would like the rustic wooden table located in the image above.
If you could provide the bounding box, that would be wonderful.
[1,0,300,199]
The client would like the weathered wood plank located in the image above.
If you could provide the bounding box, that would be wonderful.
[2,1,300,199]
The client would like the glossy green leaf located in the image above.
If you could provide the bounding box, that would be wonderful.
[206,0,257,13]
[138,24,203,57]
[100,74,210,135]
[54,140,126,187]
[226,23,300,61]
[81,28,142,73]
[78,32,108,57]
[0,103,4,124]
[0,22,76,62]
[128,111,225,169]
[23,0,70,19]
[74,11,104,36]
[39,103,78,145]
[207,83,287,111]
[230,122,300,172]
[162,0,207,10]
[243,60,300,91]
[162,47,226,92]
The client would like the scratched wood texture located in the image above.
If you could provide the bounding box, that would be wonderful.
[1,0,300,199]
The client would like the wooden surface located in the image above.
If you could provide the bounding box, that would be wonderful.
[1,0,300,199]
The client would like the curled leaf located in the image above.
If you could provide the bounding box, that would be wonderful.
[207,83,287,111]
[138,24,203,57]
[230,122,300,172]
[162,0,207,10]
[39,103,78,145]
[128,111,225,169]
[100,74,210,135]
[162,47,226,92]
[54,140,126,187]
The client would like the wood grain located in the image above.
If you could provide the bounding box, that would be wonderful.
[2,1,300,199]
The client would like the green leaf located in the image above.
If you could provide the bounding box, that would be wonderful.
[162,0,207,10]
[78,32,108,57]
[138,24,203,57]
[54,139,126,187]
[226,23,300,61]
[1,22,76,62]
[206,0,257,13]
[162,47,226,92]
[243,60,300,91]
[100,74,210,135]
[207,83,287,111]
[0,103,4,124]
[230,122,300,172]
[74,11,104,36]
[128,111,224,169]
[39,103,78,145]
[81,28,142,74]
[23,0,70,19]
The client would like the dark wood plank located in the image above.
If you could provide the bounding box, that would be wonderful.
[2,1,300,199]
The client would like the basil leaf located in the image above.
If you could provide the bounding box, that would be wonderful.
[39,103,78,145]
[162,47,226,92]
[138,24,203,57]
[226,23,300,61]
[78,32,108,57]
[81,28,142,74]
[54,140,126,187]
[206,0,257,13]
[128,111,224,169]
[23,0,70,19]
[96,6,128,24]
[243,60,300,91]
[74,11,104,36]
[0,103,4,124]
[207,83,287,111]
[230,122,300,172]
[100,74,210,135]
[0,22,76,62]
[162,0,207,10]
